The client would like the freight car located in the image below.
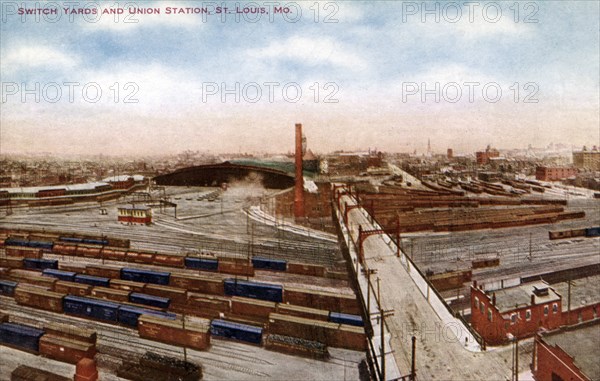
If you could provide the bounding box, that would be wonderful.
[0,322,45,353]
[42,269,77,282]
[251,257,287,271]
[63,295,120,323]
[210,319,262,345]
[117,305,176,328]
[129,292,171,309]
[23,258,58,270]
[73,274,111,287]
[5,238,53,251]
[121,268,170,285]
[586,227,600,237]
[223,279,283,303]
[0,280,17,296]
[328,312,363,327]
[185,257,218,271]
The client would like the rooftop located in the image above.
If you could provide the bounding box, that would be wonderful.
[552,274,600,312]
[542,322,600,381]
[489,281,561,313]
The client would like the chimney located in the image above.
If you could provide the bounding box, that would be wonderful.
[492,293,496,306]
[294,123,305,219]
[531,294,535,305]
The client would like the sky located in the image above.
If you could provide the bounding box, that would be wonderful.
[1,0,599,156]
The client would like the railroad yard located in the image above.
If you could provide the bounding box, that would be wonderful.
[0,185,366,381]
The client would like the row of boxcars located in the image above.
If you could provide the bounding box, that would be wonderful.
[5,238,325,277]
[0,279,175,326]
[1,231,329,278]
[548,227,600,240]
[1,257,361,316]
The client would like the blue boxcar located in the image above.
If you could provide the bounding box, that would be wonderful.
[210,319,262,344]
[0,322,45,352]
[120,268,170,285]
[63,295,119,322]
[74,274,111,287]
[0,280,18,296]
[59,236,83,244]
[585,227,600,237]
[185,257,218,271]
[129,292,171,309]
[252,257,287,271]
[42,269,77,282]
[23,258,58,270]
[82,238,108,246]
[118,305,176,327]
[329,312,364,327]
[5,238,53,251]
[223,279,283,303]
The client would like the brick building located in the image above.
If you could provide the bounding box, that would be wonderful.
[532,322,600,381]
[470,275,600,345]
[535,166,578,181]
[476,145,500,165]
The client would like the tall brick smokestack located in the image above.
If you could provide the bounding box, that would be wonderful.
[294,123,305,219]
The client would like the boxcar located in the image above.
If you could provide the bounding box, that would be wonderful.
[63,295,119,322]
[0,279,18,296]
[82,238,108,246]
[59,237,83,244]
[5,238,53,251]
[210,319,262,345]
[121,268,170,285]
[185,257,219,271]
[585,227,600,237]
[42,269,77,282]
[223,279,283,303]
[73,274,111,287]
[0,322,45,353]
[23,258,58,270]
[117,305,176,328]
[129,292,171,309]
[251,257,287,272]
[328,312,364,327]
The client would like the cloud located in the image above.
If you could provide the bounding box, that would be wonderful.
[1,45,79,73]
[246,35,368,71]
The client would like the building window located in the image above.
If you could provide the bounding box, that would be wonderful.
[544,305,549,316]
[474,297,479,309]
[487,308,493,322]
[552,303,558,314]
[480,301,485,314]
[525,310,531,321]
[510,313,517,324]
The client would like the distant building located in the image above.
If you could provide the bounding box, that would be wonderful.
[447,148,453,159]
[535,166,578,181]
[470,276,600,345]
[302,149,319,173]
[476,145,500,165]
[573,146,600,171]
[532,322,600,381]
[117,205,152,225]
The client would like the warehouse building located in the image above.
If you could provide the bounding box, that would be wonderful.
[532,322,600,381]
[470,275,600,345]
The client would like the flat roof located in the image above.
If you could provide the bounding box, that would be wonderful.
[552,274,600,312]
[542,323,600,380]
[118,205,151,211]
[490,281,561,313]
